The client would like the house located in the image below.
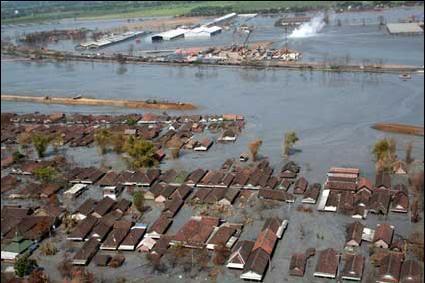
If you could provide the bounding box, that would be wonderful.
[302,183,321,204]
[113,198,132,214]
[157,169,178,185]
[324,191,339,212]
[230,170,250,189]
[258,189,286,202]
[355,189,372,207]
[289,253,307,277]
[216,173,235,188]
[92,197,115,218]
[240,248,270,281]
[357,177,373,193]
[352,206,368,220]
[169,171,189,187]
[97,171,120,187]
[145,183,165,200]
[376,172,392,190]
[72,238,99,265]
[155,185,177,203]
[194,138,213,151]
[390,238,405,252]
[219,129,237,142]
[102,185,123,200]
[277,178,292,191]
[280,161,299,179]
[146,215,172,239]
[253,228,277,255]
[172,216,218,248]
[190,187,212,203]
[137,236,157,252]
[40,183,62,198]
[326,181,357,192]
[314,248,339,279]
[1,232,34,261]
[206,226,237,250]
[185,169,206,187]
[67,215,98,241]
[118,223,147,251]
[341,254,364,281]
[294,177,308,194]
[339,191,355,214]
[100,221,132,250]
[346,221,365,247]
[90,219,113,242]
[262,217,288,239]
[162,196,184,218]
[226,240,255,269]
[376,253,403,283]
[400,260,421,283]
[64,183,88,199]
[391,191,409,213]
[370,190,391,214]
[373,224,394,249]
[265,176,279,190]
[393,160,408,175]
[94,254,111,266]
[170,184,192,200]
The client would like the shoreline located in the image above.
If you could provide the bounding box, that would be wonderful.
[1,94,197,111]
[2,49,423,75]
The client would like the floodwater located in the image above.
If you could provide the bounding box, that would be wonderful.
[1,60,424,183]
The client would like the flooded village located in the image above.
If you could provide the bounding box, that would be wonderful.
[1,1,424,283]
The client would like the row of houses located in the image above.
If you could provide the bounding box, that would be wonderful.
[226,217,288,281]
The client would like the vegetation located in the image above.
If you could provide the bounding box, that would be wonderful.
[31,133,51,158]
[12,150,25,162]
[123,136,157,168]
[14,254,37,277]
[248,139,262,161]
[372,138,397,172]
[170,147,180,159]
[126,118,138,126]
[51,134,64,153]
[405,142,414,164]
[283,131,299,156]
[94,128,112,154]
[39,241,58,256]
[33,166,58,182]
[133,191,145,214]
[2,1,416,24]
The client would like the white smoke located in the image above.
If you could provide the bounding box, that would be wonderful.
[288,15,325,38]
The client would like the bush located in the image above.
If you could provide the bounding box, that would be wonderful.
[12,150,25,162]
[39,241,57,256]
[31,133,51,158]
[133,191,145,214]
[33,166,58,182]
[15,254,37,277]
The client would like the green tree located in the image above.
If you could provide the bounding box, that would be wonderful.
[94,128,112,154]
[33,166,58,182]
[283,131,299,156]
[12,150,25,162]
[14,254,36,277]
[372,138,396,172]
[51,133,64,153]
[133,191,145,214]
[31,133,51,158]
[123,136,157,168]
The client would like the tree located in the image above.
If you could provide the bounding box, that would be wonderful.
[12,150,25,162]
[33,166,58,182]
[133,191,145,214]
[405,142,414,165]
[283,131,299,156]
[111,133,126,153]
[32,133,51,158]
[51,133,64,153]
[248,139,262,161]
[15,254,37,277]
[17,132,32,149]
[170,147,180,159]
[372,138,396,172]
[123,136,157,168]
[94,128,111,155]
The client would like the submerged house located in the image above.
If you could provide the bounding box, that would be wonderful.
[1,233,34,261]
[373,223,394,249]
[314,248,339,279]
[226,240,255,269]
[341,254,364,281]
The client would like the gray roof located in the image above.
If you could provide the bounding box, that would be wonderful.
[386,23,423,34]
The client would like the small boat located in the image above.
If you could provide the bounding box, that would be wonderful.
[399,73,411,80]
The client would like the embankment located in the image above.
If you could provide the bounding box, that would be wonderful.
[1,94,197,111]
[372,123,424,136]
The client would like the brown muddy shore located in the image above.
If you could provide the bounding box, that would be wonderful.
[1,94,197,110]
[372,123,425,136]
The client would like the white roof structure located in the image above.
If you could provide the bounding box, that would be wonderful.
[64,184,87,196]
[204,12,237,27]
[151,28,188,41]
[184,26,222,38]
[386,23,423,34]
